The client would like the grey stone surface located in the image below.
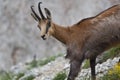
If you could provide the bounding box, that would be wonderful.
[10,57,120,80]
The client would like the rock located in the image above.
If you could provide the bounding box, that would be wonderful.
[9,56,120,80]
[10,63,27,74]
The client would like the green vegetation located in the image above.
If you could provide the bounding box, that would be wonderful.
[38,55,57,66]
[82,60,90,69]
[83,46,120,69]
[27,54,63,69]
[0,71,35,80]
[99,46,120,63]
[14,72,25,80]
[53,72,67,80]
[101,62,120,80]
[38,54,63,66]
[0,54,63,80]
[82,77,91,80]
[0,48,119,80]
[27,58,38,70]
[21,75,35,80]
[0,71,13,80]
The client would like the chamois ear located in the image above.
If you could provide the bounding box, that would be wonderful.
[44,8,51,20]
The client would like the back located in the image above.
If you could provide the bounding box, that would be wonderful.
[82,4,120,58]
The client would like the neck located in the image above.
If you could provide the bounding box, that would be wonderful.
[50,22,70,44]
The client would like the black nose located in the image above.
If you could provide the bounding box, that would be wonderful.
[41,35,46,40]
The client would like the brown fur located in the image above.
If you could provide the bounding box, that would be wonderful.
[49,4,120,80]
[31,3,120,80]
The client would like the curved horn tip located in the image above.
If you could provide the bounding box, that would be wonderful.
[31,5,34,9]
[44,8,50,12]
[38,2,45,19]
[31,5,34,7]
[44,8,51,15]
[44,8,47,10]
[39,2,42,5]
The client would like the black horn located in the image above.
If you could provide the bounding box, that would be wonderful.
[31,6,40,21]
[31,13,38,21]
[38,2,45,19]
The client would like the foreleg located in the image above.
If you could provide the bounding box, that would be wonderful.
[67,60,83,80]
[90,58,96,80]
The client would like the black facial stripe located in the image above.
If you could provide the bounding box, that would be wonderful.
[46,21,51,34]
[37,25,41,30]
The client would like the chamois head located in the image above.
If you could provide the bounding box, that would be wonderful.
[31,2,52,40]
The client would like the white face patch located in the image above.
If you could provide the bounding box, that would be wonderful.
[38,20,52,40]
[40,24,46,36]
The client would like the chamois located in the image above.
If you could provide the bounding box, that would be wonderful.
[31,2,120,80]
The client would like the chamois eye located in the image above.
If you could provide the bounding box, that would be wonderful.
[37,25,41,30]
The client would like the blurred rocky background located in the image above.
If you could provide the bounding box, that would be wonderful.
[0,0,120,70]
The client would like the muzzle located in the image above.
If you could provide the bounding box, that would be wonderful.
[41,35,46,40]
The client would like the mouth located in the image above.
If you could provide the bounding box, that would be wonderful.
[41,35,46,40]
[42,37,46,40]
